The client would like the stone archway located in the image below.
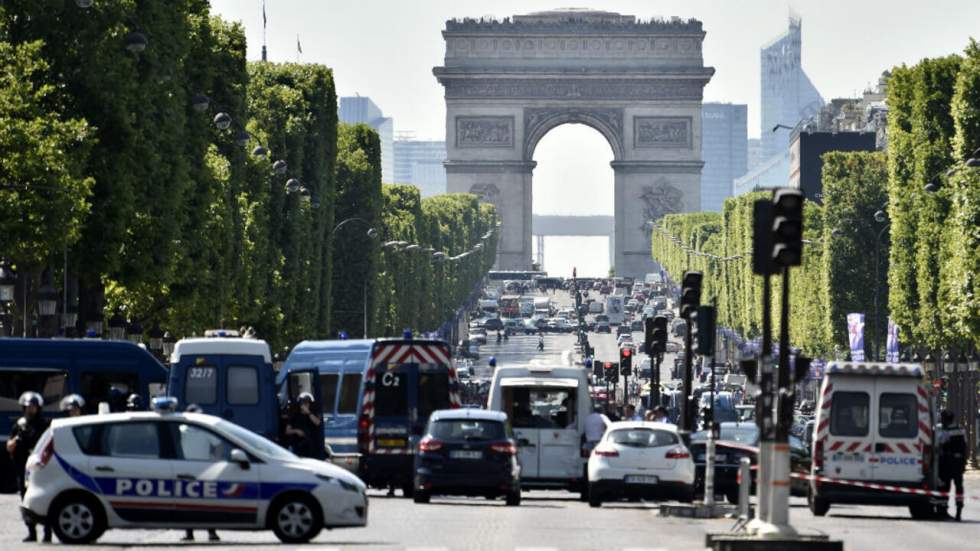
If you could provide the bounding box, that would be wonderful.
[434,9,714,277]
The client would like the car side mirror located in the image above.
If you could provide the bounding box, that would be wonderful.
[230,448,250,469]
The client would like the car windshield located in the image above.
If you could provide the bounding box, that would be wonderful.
[692,425,759,444]
[214,418,297,461]
[608,428,678,447]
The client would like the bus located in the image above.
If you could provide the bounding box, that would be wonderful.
[488,270,547,282]
[498,295,522,318]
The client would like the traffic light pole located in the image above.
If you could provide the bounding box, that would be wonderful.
[681,318,694,443]
[749,271,773,534]
[703,354,716,508]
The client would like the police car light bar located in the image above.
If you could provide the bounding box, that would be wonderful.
[825,362,924,378]
[204,329,241,338]
[151,396,179,413]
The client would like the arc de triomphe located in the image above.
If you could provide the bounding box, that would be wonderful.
[434,9,713,277]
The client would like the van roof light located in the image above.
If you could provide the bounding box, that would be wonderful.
[826,361,923,378]
[152,396,179,413]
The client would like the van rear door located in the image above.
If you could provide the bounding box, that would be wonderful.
[872,378,925,482]
[500,380,580,481]
[823,377,873,480]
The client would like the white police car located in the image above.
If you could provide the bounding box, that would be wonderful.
[20,397,367,544]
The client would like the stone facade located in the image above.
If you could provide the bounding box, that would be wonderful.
[434,9,713,277]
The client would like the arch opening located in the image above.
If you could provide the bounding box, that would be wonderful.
[531,123,615,278]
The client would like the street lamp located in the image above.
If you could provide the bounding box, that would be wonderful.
[872,206,890,361]
[924,148,980,193]
[213,112,232,130]
[162,331,177,358]
[191,93,210,113]
[234,128,250,147]
[125,31,147,54]
[285,178,301,194]
[38,281,58,317]
[126,318,143,345]
[272,160,288,175]
[0,263,16,303]
[108,311,127,341]
[252,145,268,158]
[148,324,165,354]
[75,0,93,8]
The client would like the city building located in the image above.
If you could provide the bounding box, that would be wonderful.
[788,130,876,202]
[747,138,764,171]
[700,103,747,211]
[393,138,447,197]
[339,96,394,183]
[759,16,824,161]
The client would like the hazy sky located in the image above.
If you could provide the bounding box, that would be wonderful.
[210,0,979,276]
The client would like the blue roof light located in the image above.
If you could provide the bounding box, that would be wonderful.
[338,331,349,340]
[403,329,413,340]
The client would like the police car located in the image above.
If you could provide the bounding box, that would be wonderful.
[20,397,367,544]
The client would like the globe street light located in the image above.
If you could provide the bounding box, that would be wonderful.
[873,206,890,361]
[213,112,232,130]
[108,311,127,341]
[125,31,147,54]
[272,160,288,175]
[191,93,210,113]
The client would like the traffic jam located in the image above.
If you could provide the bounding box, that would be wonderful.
[1,271,972,545]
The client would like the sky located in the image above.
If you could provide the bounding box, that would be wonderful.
[210,0,980,277]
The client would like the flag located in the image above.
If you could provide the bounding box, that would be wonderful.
[262,0,267,28]
[296,34,302,54]
[847,313,865,361]
[886,318,900,363]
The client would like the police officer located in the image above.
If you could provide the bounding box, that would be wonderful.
[59,394,86,417]
[125,393,143,411]
[285,393,321,458]
[937,409,967,521]
[6,392,52,542]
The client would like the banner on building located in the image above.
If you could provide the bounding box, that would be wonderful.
[886,317,900,363]
[847,313,865,361]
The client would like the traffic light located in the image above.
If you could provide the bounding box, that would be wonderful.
[592,359,602,379]
[695,305,716,356]
[752,199,774,276]
[680,271,703,319]
[740,358,758,383]
[793,355,812,383]
[604,361,619,384]
[646,315,668,354]
[771,188,804,268]
[620,348,632,376]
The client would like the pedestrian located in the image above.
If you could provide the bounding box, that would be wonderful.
[125,393,142,411]
[179,404,221,541]
[7,392,51,542]
[584,404,610,452]
[605,403,621,422]
[624,404,642,421]
[60,394,86,417]
[285,392,322,458]
[650,406,671,424]
[936,409,967,521]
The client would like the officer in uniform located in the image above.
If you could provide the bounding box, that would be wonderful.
[6,392,51,542]
[937,409,967,521]
[285,392,321,458]
[60,394,86,417]
[126,393,143,411]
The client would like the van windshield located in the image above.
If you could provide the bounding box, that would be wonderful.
[503,387,576,429]
[0,370,67,413]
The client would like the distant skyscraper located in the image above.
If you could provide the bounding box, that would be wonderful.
[759,16,824,161]
[700,103,747,211]
[393,139,447,197]
[747,138,763,170]
[339,96,394,183]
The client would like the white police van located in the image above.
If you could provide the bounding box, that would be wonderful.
[20,397,367,544]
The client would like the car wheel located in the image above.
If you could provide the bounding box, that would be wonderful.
[807,490,830,517]
[51,493,105,544]
[506,490,521,506]
[401,482,414,498]
[908,503,933,520]
[271,495,323,543]
[413,491,430,504]
[725,489,740,505]
[588,483,602,507]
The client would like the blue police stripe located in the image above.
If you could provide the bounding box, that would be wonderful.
[55,454,101,494]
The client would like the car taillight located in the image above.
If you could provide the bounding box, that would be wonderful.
[419,437,443,453]
[490,442,517,455]
[666,447,690,459]
[813,440,823,470]
[357,415,371,453]
[594,447,619,457]
[38,437,54,467]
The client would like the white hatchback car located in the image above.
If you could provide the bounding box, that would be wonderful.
[21,399,367,544]
[587,421,694,507]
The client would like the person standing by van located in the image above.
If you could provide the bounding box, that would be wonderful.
[584,405,610,451]
[7,392,51,542]
[937,409,967,521]
[286,393,322,458]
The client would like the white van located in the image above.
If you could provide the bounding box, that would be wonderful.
[488,364,592,499]
[809,361,936,519]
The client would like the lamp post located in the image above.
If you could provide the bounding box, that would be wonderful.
[330,217,380,338]
[126,318,143,345]
[0,263,15,337]
[148,324,165,357]
[873,207,890,361]
[108,311,127,341]
[162,331,177,361]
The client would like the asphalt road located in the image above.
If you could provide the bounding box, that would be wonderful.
[4,290,978,549]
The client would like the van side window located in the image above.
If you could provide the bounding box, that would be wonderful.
[81,372,139,413]
[227,366,259,405]
[184,365,217,405]
[338,374,362,414]
[879,393,917,438]
[102,422,162,458]
[319,374,339,414]
[830,391,869,437]
[174,423,233,462]
[0,370,67,413]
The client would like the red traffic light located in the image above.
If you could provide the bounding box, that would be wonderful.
[604,362,613,369]
[621,348,631,357]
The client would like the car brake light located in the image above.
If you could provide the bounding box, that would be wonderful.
[357,415,371,453]
[419,437,443,452]
[38,437,54,467]
[593,447,619,457]
[814,440,823,470]
[490,442,517,455]
[665,447,690,459]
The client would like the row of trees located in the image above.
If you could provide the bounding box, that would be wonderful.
[0,2,495,349]
[652,40,979,359]
[652,153,888,360]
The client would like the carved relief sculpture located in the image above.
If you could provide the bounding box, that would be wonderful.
[639,180,684,234]
[455,116,514,148]
[634,117,692,148]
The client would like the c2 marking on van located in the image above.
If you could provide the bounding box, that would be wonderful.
[381,372,400,387]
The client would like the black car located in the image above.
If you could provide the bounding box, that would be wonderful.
[690,423,810,504]
[483,318,503,331]
[413,409,521,505]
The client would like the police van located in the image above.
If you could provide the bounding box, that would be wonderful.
[809,361,936,519]
[20,397,367,544]
[167,332,278,443]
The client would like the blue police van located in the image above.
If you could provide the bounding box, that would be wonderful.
[0,339,168,492]
[167,334,278,443]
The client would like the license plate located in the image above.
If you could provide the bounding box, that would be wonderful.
[450,450,483,460]
[625,475,659,485]
[378,438,406,448]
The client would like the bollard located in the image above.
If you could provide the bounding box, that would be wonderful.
[738,457,751,519]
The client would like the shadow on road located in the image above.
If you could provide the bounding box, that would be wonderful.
[92,542,393,548]
[429,500,562,509]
